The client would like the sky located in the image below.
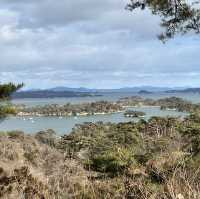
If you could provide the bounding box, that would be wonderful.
[0,0,200,89]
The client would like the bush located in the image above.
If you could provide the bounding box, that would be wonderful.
[35,129,58,147]
[24,151,37,163]
[179,115,200,155]
[87,146,135,174]
[0,82,23,99]
[0,105,17,118]
[7,131,24,139]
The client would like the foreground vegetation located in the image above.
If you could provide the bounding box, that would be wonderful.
[0,111,200,198]
[0,83,23,119]
[0,104,17,118]
[0,83,23,100]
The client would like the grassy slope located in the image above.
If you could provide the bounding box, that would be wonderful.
[0,132,90,198]
[0,114,200,199]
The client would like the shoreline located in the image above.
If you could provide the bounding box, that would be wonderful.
[122,105,161,108]
[16,105,179,118]
[16,110,124,118]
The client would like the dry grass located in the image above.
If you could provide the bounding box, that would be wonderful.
[0,131,199,199]
[0,132,90,199]
[166,167,200,199]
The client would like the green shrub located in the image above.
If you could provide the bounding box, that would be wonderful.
[7,131,24,139]
[87,146,135,174]
[0,83,23,99]
[179,115,200,155]
[0,105,17,118]
[24,151,37,164]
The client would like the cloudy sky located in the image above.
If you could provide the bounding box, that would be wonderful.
[0,0,199,89]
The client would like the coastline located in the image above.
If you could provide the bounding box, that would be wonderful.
[16,105,178,118]
[122,105,160,108]
[12,96,191,119]
[16,110,124,117]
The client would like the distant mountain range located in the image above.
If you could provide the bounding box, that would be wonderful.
[30,86,187,93]
[165,88,200,94]
[12,90,101,99]
[49,87,95,92]
[14,86,200,99]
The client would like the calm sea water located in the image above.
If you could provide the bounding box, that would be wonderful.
[0,92,197,135]
[11,92,200,107]
[0,106,188,135]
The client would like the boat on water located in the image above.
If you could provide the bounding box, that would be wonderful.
[166,108,177,111]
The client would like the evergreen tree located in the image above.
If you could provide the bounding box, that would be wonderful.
[127,0,200,41]
[0,83,24,99]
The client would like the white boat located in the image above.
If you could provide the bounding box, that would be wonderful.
[166,108,177,111]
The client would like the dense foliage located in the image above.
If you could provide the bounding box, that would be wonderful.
[0,104,17,118]
[0,83,23,118]
[0,83,23,99]
[0,112,200,198]
[58,114,200,198]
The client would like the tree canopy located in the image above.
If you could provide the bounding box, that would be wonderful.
[0,83,24,99]
[127,0,200,41]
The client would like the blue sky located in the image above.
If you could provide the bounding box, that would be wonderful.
[0,0,199,89]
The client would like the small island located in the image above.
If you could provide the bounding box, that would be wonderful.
[17,101,124,117]
[124,110,146,118]
[138,90,153,94]
[13,96,195,118]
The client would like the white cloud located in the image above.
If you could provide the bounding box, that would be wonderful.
[0,0,199,88]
